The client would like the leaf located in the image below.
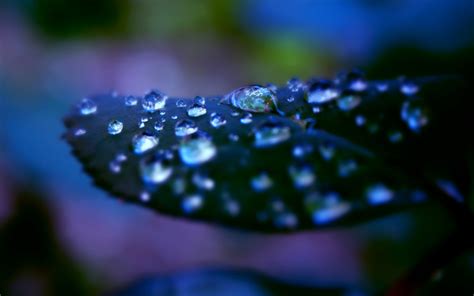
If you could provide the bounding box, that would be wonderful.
[63,74,469,232]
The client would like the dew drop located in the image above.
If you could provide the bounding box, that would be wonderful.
[254,119,291,148]
[187,103,207,117]
[194,96,206,105]
[289,164,315,188]
[286,96,295,103]
[192,173,215,190]
[388,130,403,143]
[182,194,203,214]
[401,100,429,132]
[140,153,173,184]
[179,132,217,165]
[224,199,240,217]
[171,115,178,120]
[307,79,339,104]
[132,132,159,154]
[366,183,394,205]
[74,128,86,136]
[107,120,123,135]
[124,95,138,106]
[337,95,361,111]
[142,90,167,113]
[78,98,97,115]
[210,113,227,128]
[355,115,366,126]
[287,77,306,93]
[225,85,277,113]
[175,119,198,137]
[240,112,253,124]
[140,191,151,202]
[274,211,298,230]
[109,160,121,174]
[376,83,389,92]
[154,121,164,131]
[338,159,357,177]
[400,81,419,96]
[176,99,187,108]
[228,133,239,142]
[306,193,351,224]
[319,144,335,161]
[251,173,273,192]
[292,143,313,158]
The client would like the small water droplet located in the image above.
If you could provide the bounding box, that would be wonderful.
[366,183,394,205]
[210,113,227,128]
[192,173,215,190]
[319,144,335,160]
[109,160,121,174]
[254,119,291,148]
[224,199,240,217]
[289,164,315,188]
[74,128,86,136]
[400,81,419,96]
[179,132,217,165]
[401,100,429,132]
[307,79,339,104]
[312,106,321,113]
[292,143,313,158]
[349,79,367,92]
[338,159,357,177]
[337,95,361,111]
[160,110,166,116]
[287,77,306,93]
[187,103,207,117]
[306,192,351,224]
[355,115,366,126]
[228,133,239,142]
[194,96,206,105]
[376,83,389,92]
[78,98,97,115]
[107,120,123,135]
[142,90,167,113]
[231,111,240,117]
[140,152,173,184]
[274,211,298,229]
[287,96,295,103]
[182,194,203,214]
[225,85,277,113]
[251,173,273,192]
[240,112,253,124]
[172,178,186,195]
[176,99,187,108]
[140,191,151,202]
[388,130,403,143]
[175,119,198,137]
[125,95,138,106]
[154,121,164,131]
[132,132,159,154]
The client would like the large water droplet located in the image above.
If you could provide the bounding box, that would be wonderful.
[142,90,167,113]
[307,79,339,104]
[401,100,429,132]
[366,183,394,205]
[251,173,273,192]
[254,119,291,147]
[210,113,227,128]
[78,98,97,115]
[187,103,207,117]
[179,132,217,165]
[337,95,361,111]
[182,194,203,214]
[289,164,315,188]
[140,153,173,184]
[132,132,159,154]
[107,120,123,135]
[175,119,198,137]
[225,85,277,113]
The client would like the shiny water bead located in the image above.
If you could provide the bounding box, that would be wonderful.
[109,160,121,174]
[182,194,203,214]
[140,153,173,184]
[192,173,215,190]
[289,164,315,188]
[240,112,253,124]
[307,79,340,104]
[175,119,198,137]
[388,130,403,143]
[401,100,429,132]
[400,81,419,96]
[306,193,351,224]
[142,89,167,113]
[140,191,151,202]
[355,115,366,126]
[171,115,178,120]
[154,121,164,131]
[251,173,273,192]
[228,133,239,142]
[337,95,361,111]
[224,199,240,217]
[74,128,86,136]
[265,83,278,93]
[132,132,159,154]
[78,98,97,115]
[160,110,166,116]
[254,119,291,148]
[230,111,240,117]
[287,77,306,93]
[172,178,186,195]
[348,78,367,92]
[176,99,187,108]
[124,95,138,106]
[366,183,394,205]
[225,85,277,113]
[376,83,389,92]
[287,96,295,103]
[107,120,123,135]
[338,159,357,177]
[116,153,127,162]
[194,96,206,105]
[292,143,313,158]
[210,113,227,128]
[179,132,217,165]
[187,103,207,117]
[274,211,298,229]
[312,106,321,114]
[319,144,335,160]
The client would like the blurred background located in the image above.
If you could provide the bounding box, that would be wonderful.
[0,0,473,295]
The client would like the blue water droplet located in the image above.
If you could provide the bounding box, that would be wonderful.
[338,159,357,177]
[132,132,159,154]
[74,128,86,136]
[154,121,164,131]
[228,133,239,142]
[187,103,207,117]
[140,152,173,184]
[355,115,366,126]
[306,192,351,225]
[176,99,187,108]
[107,120,123,135]
[287,77,306,93]
[292,143,313,158]
[175,119,198,137]
[225,85,277,113]
[388,130,403,143]
[240,112,253,124]
[124,95,138,106]
[337,95,361,111]
[182,194,203,214]
[78,98,97,115]
[192,173,215,190]
[307,79,339,104]
[251,173,273,192]
[179,132,217,165]
[254,119,291,148]
[274,211,298,229]
[400,81,419,96]
[401,100,429,132]
[194,96,206,105]
[366,183,394,205]
[210,113,227,128]
[289,164,315,188]
[142,90,167,113]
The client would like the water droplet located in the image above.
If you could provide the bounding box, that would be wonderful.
[286,96,295,103]
[292,143,313,158]
[289,164,315,188]
[182,194,203,214]
[132,132,159,154]
[109,160,121,174]
[337,95,361,111]
[366,183,394,205]
[231,111,240,117]
[355,115,366,126]
[287,77,306,92]
[125,95,138,106]
[254,119,291,147]
[349,79,367,92]
[274,211,298,229]
[116,153,127,162]
[74,128,86,136]
[142,90,167,113]
[175,119,198,137]
[225,85,277,113]
[160,110,166,116]
[251,173,273,192]
[224,199,240,217]
[192,173,215,190]
[154,121,164,131]
[78,98,97,115]
[140,191,151,202]
[194,96,206,105]
[319,144,335,160]
[400,81,419,96]
[140,153,173,184]
[179,132,217,165]
[171,115,178,120]
[306,192,351,224]
[228,133,239,142]
[176,99,187,108]
[376,83,389,92]
[312,106,321,113]
[338,159,357,177]
[107,120,123,135]
[187,103,207,117]
[307,79,339,104]
[172,178,186,195]
[240,112,253,124]
[401,100,429,132]
[388,130,403,143]
[210,113,227,128]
